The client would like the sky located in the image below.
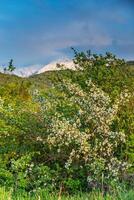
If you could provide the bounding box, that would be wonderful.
[0,0,134,68]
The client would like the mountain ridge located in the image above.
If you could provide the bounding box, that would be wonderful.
[0,59,75,77]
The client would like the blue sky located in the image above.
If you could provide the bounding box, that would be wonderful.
[0,0,134,67]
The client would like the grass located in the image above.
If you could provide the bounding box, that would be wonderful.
[0,187,134,200]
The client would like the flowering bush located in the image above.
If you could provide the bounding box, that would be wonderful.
[29,51,133,190]
[0,51,133,192]
[45,79,131,188]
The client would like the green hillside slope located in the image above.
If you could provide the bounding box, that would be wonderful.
[0,52,134,194]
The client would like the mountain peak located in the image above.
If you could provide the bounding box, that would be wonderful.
[0,59,76,77]
[37,59,75,75]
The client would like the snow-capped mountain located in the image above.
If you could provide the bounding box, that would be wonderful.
[37,59,75,74]
[0,64,42,77]
[0,59,76,77]
[14,64,42,77]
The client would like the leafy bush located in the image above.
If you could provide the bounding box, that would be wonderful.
[0,51,133,193]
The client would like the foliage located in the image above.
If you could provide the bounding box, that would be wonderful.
[0,50,133,193]
[4,59,16,74]
[0,186,134,200]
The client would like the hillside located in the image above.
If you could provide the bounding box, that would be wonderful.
[0,52,134,197]
[0,60,133,97]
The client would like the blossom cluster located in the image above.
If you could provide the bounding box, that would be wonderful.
[45,79,132,182]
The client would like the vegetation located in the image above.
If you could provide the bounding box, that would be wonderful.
[3,59,16,74]
[0,187,134,200]
[0,50,134,199]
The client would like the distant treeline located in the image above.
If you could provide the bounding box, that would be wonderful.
[127,60,134,65]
